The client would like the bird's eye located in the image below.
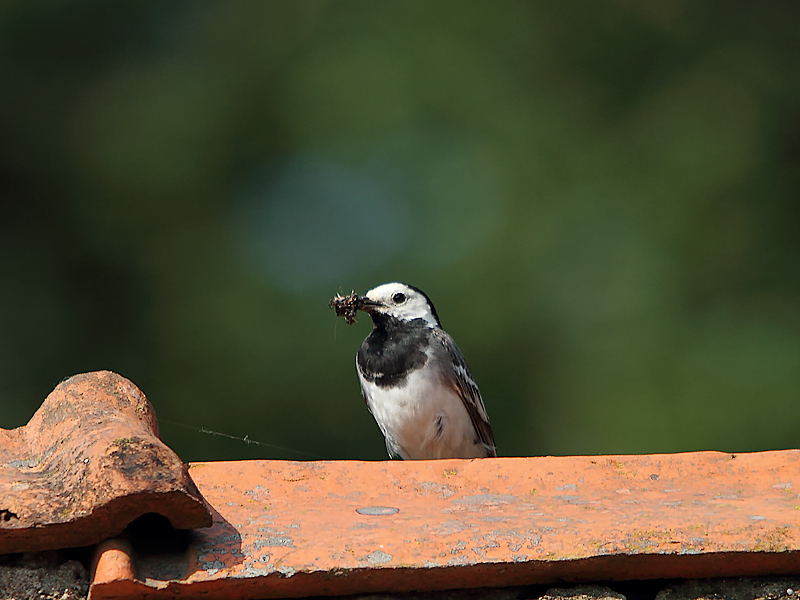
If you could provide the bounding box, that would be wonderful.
[392,292,407,304]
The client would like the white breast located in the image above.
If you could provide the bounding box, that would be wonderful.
[357,358,484,459]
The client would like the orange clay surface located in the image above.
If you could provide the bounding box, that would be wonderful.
[0,372,211,554]
[90,451,800,599]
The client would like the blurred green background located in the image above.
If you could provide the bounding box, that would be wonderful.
[1,1,799,462]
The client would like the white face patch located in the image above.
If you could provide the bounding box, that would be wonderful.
[365,282,439,327]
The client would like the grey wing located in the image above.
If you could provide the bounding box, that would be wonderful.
[431,329,496,457]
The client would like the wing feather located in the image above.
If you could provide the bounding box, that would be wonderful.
[431,329,496,457]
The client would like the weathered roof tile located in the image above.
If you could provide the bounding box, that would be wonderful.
[0,371,211,554]
[90,451,800,599]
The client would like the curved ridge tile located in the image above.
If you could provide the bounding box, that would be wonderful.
[0,371,212,554]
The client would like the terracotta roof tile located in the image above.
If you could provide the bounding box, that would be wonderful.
[0,371,212,554]
[89,451,800,599]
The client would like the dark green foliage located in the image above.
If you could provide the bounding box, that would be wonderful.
[1,2,799,460]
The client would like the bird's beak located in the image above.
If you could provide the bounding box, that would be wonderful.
[357,296,382,314]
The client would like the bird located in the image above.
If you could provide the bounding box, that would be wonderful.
[345,282,495,460]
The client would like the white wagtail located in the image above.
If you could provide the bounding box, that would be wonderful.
[331,282,496,459]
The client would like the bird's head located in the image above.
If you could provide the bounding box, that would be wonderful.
[359,282,441,328]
